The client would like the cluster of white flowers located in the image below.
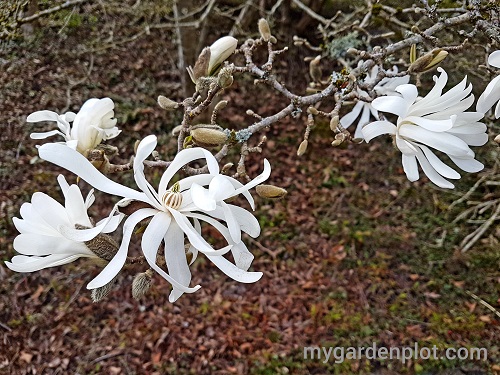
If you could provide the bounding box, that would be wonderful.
[6,37,271,302]
[344,51,500,189]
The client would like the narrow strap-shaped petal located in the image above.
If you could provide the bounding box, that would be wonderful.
[59,205,120,242]
[64,185,93,227]
[158,147,220,196]
[221,201,241,244]
[5,254,85,273]
[27,110,62,123]
[13,233,91,256]
[361,120,396,142]
[449,155,484,173]
[87,208,156,289]
[205,254,263,283]
[30,130,64,140]
[39,143,148,202]
[415,149,455,189]
[339,101,364,128]
[142,211,201,296]
[403,116,454,132]
[232,159,271,199]
[402,154,419,182]
[133,135,162,209]
[419,145,460,179]
[488,50,500,68]
[164,221,192,302]
[31,192,70,229]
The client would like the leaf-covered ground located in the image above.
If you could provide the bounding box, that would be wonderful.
[0,9,499,375]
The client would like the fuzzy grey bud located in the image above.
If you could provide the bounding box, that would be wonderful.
[256,184,287,199]
[214,100,228,111]
[91,277,116,303]
[297,139,308,156]
[330,115,339,131]
[132,270,153,300]
[191,128,228,147]
[258,18,272,42]
[158,95,179,110]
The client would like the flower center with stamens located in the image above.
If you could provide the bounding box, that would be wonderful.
[162,182,183,210]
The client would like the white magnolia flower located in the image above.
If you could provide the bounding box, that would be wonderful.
[208,36,238,75]
[340,65,410,138]
[28,97,120,154]
[477,50,500,118]
[38,136,270,302]
[5,175,122,273]
[362,68,488,189]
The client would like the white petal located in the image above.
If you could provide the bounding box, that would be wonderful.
[13,233,91,256]
[38,143,148,202]
[371,95,411,117]
[221,201,241,244]
[339,101,364,128]
[27,110,61,123]
[164,221,192,302]
[419,145,460,179]
[191,183,216,211]
[87,208,156,289]
[488,50,500,68]
[205,254,262,283]
[402,154,419,181]
[142,211,201,295]
[133,135,162,209]
[232,159,271,199]
[415,149,455,189]
[30,130,64,140]
[361,120,396,142]
[209,175,236,201]
[64,185,92,227]
[476,75,500,113]
[158,147,219,196]
[399,125,473,157]
[5,254,84,273]
[31,193,69,230]
[403,116,453,132]
[449,156,484,173]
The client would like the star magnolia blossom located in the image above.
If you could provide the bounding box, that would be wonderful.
[38,135,270,302]
[28,97,120,154]
[477,50,500,118]
[5,175,122,273]
[362,68,488,189]
[340,65,409,138]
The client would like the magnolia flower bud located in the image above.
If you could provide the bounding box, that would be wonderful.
[191,128,228,147]
[256,184,287,199]
[158,95,179,110]
[409,49,448,73]
[331,139,343,147]
[330,115,339,131]
[258,18,272,42]
[91,277,116,302]
[214,100,228,111]
[297,139,308,156]
[171,124,183,136]
[307,106,319,115]
[309,56,322,83]
[208,36,238,76]
[494,134,500,144]
[132,270,153,300]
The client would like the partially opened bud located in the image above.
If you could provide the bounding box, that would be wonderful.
[190,47,211,82]
[208,36,238,76]
[256,184,287,199]
[132,270,153,300]
[191,127,228,147]
[258,18,272,42]
[158,95,179,110]
[297,139,308,156]
[409,49,448,73]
